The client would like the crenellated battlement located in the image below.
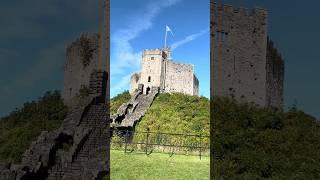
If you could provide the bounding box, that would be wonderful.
[212,3,283,109]
[214,3,267,17]
[131,47,199,96]
[143,48,163,54]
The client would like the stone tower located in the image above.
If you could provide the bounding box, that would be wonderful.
[62,0,109,107]
[130,48,199,96]
[62,33,101,106]
[140,48,167,94]
[211,3,284,109]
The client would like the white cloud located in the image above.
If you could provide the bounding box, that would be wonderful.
[111,0,183,94]
[171,28,209,50]
[110,73,133,97]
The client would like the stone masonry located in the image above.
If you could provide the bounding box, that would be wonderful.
[130,48,199,96]
[111,85,159,129]
[63,33,101,106]
[0,71,109,180]
[211,3,284,109]
[0,0,110,179]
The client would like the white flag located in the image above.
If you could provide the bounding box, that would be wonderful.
[166,25,174,36]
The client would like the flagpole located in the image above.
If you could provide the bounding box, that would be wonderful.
[164,26,168,48]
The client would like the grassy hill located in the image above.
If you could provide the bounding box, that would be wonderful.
[112,91,320,179]
[111,91,210,135]
[211,97,320,179]
[0,91,67,163]
[1,90,320,178]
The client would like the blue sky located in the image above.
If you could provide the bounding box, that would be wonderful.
[0,0,101,117]
[110,0,210,98]
[0,0,319,119]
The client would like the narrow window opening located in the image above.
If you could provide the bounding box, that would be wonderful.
[148,76,151,82]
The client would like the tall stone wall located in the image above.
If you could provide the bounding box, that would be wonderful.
[63,33,100,106]
[266,38,284,109]
[129,48,199,96]
[139,49,165,94]
[212,4,269,106]
[164,60,197,95]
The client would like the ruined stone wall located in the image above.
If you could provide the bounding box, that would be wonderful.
[266,38,284,109]
[63,33,100,106]
[129,72,140,94]
[164,60,196,95]
[212,4,268,106]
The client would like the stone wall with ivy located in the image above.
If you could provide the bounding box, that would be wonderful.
[63,32,100,106]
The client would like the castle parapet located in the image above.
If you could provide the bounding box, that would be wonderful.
[214,3,267,17]
[143,48,163,55]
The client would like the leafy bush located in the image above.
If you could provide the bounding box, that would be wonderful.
[0,91,67,163]
[211,96,320,179]
[110,92,210,153]
[110,91,131,114]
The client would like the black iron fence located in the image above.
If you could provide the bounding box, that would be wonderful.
[110,129,210,159]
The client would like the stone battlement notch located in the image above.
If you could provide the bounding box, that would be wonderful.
[130,47,199,96]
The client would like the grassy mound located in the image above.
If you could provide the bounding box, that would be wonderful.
[110,90,131,114]
[137,92,210,135]
[111,92,210,155]
[111,91,210,135]
[212,97,320,179]
[0,91,67,163]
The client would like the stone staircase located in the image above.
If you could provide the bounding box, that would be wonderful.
[111,86,159,128]
[47,102,109,180]
[0,70,110,180]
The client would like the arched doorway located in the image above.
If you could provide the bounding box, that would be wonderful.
[146,87,151,95]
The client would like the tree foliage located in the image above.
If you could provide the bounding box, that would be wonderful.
[0,91,67,163]
[212,97,320,179]
[136,93,210,136]
[110,92,210,152]
[110,91,131,114]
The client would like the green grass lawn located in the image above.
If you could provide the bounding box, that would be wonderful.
[110,150,210,180]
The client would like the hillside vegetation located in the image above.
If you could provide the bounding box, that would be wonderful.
[0,91,67,163]
[211,97,320,179]
[1,90,320,178]
[112,91,320,178]
[110,90,131,114]
[111,91,210,135]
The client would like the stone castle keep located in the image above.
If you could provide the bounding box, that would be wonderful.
[211,4,284,109]
[130,48,199,96]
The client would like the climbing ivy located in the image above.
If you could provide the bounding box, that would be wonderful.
[79,36,96,67]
